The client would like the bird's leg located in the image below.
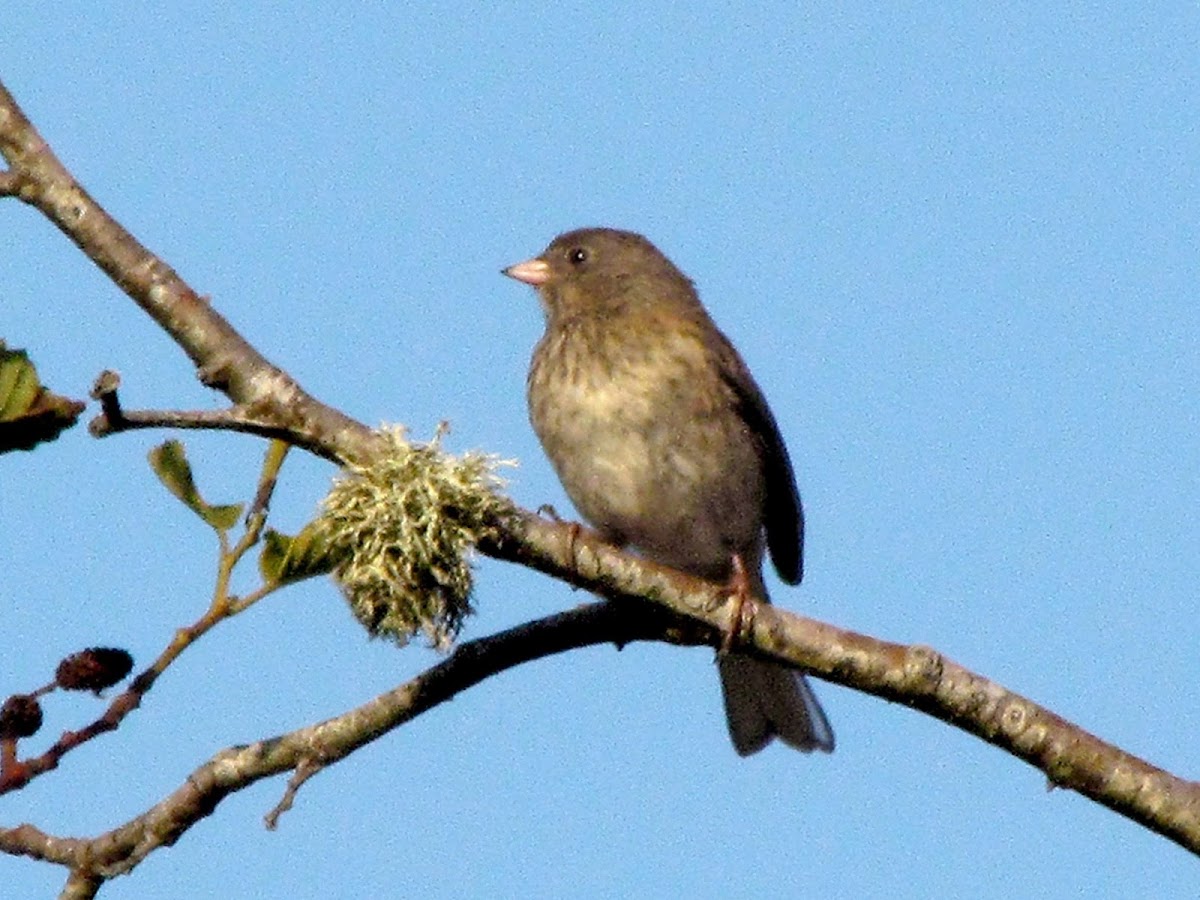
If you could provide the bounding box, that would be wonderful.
[537,503,584,567]
[565,522,583,569]
[720,553,756,655]
[538,505,619,582]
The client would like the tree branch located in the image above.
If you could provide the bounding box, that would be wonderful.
[0,80,375,466]
[0,602,695,882]
[494,511,1200,850]
[87,368,310,441]
[2,75,1197,864]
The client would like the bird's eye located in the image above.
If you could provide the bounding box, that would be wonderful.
[568,247,588,265]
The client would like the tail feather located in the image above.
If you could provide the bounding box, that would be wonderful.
[718,654,835,756]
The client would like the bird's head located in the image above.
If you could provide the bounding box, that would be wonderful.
[503,227,694,323]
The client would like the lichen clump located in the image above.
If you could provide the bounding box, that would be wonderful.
[319,426,514,650]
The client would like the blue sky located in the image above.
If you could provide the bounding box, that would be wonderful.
[3,4,1198,897]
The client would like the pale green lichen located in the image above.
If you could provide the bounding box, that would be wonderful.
[317,425,515,650]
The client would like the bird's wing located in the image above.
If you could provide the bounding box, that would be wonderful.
[716,339,805,585]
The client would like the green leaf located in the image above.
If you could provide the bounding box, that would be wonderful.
[0,343,85,453]
[148,440,244,531]
[0,346,39,419]
[260,522,341,586]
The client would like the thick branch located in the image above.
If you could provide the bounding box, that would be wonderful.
[487,510,1200,852]
[0,80,375,466]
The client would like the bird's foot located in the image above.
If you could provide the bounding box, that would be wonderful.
[536,504,586,567]
[719,553,756,655]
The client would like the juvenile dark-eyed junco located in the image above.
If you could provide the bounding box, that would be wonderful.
[504,227,833,756]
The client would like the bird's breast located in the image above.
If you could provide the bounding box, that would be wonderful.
[528,327,665,518]
[527,320,765,576]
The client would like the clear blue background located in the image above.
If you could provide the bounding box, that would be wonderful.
[3,4,1197,897]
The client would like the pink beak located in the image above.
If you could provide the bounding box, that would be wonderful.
[502,257,551,286]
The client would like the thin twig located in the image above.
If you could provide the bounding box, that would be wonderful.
[264,756,327,830]
[0,601,681,881]
[87,369,304,443]
[0,441,291,794]
[89,404,305,442]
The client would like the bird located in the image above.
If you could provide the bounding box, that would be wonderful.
[503,227,833,756]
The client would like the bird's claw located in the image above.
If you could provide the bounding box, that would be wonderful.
[719,553,756,655]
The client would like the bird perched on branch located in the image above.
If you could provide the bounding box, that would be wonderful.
[504,227,833,756]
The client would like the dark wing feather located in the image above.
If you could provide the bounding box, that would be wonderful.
[716,340,805,584]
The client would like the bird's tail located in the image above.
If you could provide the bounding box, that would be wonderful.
[718,654,835,756]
